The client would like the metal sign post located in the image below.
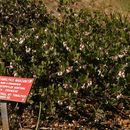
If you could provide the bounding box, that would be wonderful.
[1,102,9,130]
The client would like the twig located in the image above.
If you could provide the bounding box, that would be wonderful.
[36,102,42,130]
[19,122,23,130]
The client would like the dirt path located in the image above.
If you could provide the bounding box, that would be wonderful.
[43,0,130,19]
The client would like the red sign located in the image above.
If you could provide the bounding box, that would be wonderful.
[0,76,34,103]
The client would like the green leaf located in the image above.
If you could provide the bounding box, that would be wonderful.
[10,48,13,55]
[97,109,104,114]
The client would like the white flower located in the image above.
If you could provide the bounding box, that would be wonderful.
[118,71,125,78]
[50,46,54,50]
[112,56,118,60]
[13,71,18,77]
[31,56,35,62]
[76,69,79,72]
[63,84,72,89]
[66,46,70,51]
[79,44,85,50]
[101,74,104,77]
[45,28,49,32]
[81,83,86,89]
[32,50,36,53]
[67,105,73,111]
[82,65,86,69]
[32,28,35,31]
[63,41,68,47]
[125,63,128,67]
[106,100,108,104]
[43,41,48,46]
[9,38,15,42]
[74,13,78,17]
[118,54,124,58]
[98,69,101,75]
[58,101,63,105]
[73,57,78,63]
[123,28,127,31]
[74,89,78,95]
[63,41,71,52]
[124,48,128,53]
[79,66,82,69]
[80,38,83,41]
[19,38,25,44]
[35,35,39,39]
[33,75,37,78]
[26,46,31,53]
[87,80,92,87]
[10,62,13,69]
[35,13,40,18]
[66,66,73,73]
[96,57,100,60]
[57,71,63,76]
[118,71,122,77]
[15,38,18,41]
[63,84,69,89]
[117,94,123,99]
[45,51,48,54]
[105,50,108,55]
[84,31,90,36]
[75,60,78,63]
[3,42,7,47]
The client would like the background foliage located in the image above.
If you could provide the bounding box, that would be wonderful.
[0,0,129,128]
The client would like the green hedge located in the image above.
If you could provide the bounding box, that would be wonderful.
[0,0,129,128]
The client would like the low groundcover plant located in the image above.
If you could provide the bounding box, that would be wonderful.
[0,0,129,128]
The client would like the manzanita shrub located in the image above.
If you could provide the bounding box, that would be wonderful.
[0,0,129,128]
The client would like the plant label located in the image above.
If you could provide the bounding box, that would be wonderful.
[0,76,34,103]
